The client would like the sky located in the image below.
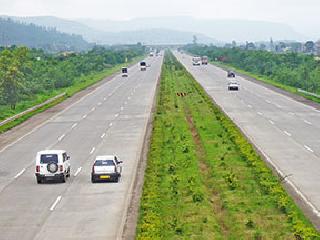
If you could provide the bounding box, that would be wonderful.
[0,0,319,38]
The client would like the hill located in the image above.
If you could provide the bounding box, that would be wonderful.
[0,17,90,51]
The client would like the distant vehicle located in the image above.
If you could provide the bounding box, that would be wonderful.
[35,150,71,183]
[192,56,201,66]
[91,155,122,183]
[201,56,208,65]
[228,81,240,91]
[121,67,128,77]
[149,52,154,57]
[227,70,236,78]
[140,61,147,71]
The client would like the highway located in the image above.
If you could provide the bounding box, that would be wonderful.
[0,54,163,240]
[175,51,320,227]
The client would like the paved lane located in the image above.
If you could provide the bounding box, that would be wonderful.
[0,55,163,240]
[175,51,320,227]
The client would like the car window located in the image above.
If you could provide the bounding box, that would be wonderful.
[94,160,115,166]
[40,154,58,164]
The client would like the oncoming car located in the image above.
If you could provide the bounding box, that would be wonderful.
[35,150,71,183]
[91,155,122,183]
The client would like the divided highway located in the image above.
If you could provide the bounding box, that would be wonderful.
[175,51,320,227]
[0,55,163,240]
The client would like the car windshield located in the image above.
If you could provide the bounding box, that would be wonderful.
[94,160,115,166]
[140,62,146,66]
[40,154,58,164]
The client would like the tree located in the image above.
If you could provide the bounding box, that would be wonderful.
[0,47,29,109]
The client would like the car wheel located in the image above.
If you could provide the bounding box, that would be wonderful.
[67,168,71,178]
[36,177,42,184]
[91,178,96,183]
[61,174,66,183]
[114,176,119,183]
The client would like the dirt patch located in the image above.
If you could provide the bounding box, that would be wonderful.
[0,72,118,151]
[185,112,230,237]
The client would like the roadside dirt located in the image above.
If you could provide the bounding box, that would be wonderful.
[0,72,118,151]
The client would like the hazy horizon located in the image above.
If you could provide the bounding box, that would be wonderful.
[0,0,319,39]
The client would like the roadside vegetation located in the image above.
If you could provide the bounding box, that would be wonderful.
[136,51,319,239]
[183,45,320,102]
[0,44,145,126]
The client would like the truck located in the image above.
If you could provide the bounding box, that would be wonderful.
[201,56,208,65]
[140,61,147,71]
[192,56,201,66]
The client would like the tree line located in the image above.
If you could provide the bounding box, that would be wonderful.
[184,45,320,94]
[0,45,145,110]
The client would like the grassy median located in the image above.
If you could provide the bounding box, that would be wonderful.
[136,51,319,239]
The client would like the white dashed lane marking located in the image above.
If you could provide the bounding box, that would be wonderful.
[304,145,314,153]
[74,167,82,177]
[14,168,26,179]
[50,196,62,211]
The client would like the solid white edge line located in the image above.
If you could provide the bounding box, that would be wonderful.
[83,114,87,119]
[90,147,95,154]
[50,196,62,211]
[101,133,106,138]
[74,167,82,177]
[71,123,78,129]
[14,168,26,179]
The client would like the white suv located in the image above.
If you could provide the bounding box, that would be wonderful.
[35,150,71,183]
[91,155,122,183]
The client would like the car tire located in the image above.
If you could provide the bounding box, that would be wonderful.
[91,178,96,183]
[61,174,66,183]
[114,176,119,183]
[67,168,71,178]
[36,177,42,184]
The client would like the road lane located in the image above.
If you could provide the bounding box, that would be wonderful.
[0,55,163,239]
[175,51,320,226]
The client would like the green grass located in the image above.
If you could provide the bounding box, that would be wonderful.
[0,56,142,133]
[213,61,320,104]
[136,51,319,239]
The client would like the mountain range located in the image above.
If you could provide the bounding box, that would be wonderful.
[1,16,307,45]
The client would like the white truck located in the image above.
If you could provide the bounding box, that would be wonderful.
[140,61,147,71]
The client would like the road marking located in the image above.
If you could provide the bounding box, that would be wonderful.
[120,106,124,111]
[304,145,314,153]
[98,102,102,106]
[91,107,95,111]
[90,147,95,154]
[58,134,65,142]
[14,168,26,179]
[257,112,263,115]
[288,112,295,115]
[71,123,78,129]
[265,100,271,104]
[284,131,292,137]
[108,94,112,97]
[115,113,119,118]
[275,104,282,108]
[103,97,107,101]
[109,122,113,127]
[83,114,87,119]
[74,167,82,177]
[247,104,252,108]
[50,196,62,211]
[269,120,275,125]
[304,120,312,125]
[101,133,106,138]
[124,101,127,105]
[128,96,131,100]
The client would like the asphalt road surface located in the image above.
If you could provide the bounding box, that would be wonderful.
[0,55,163,240]
[175,51,320,227]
